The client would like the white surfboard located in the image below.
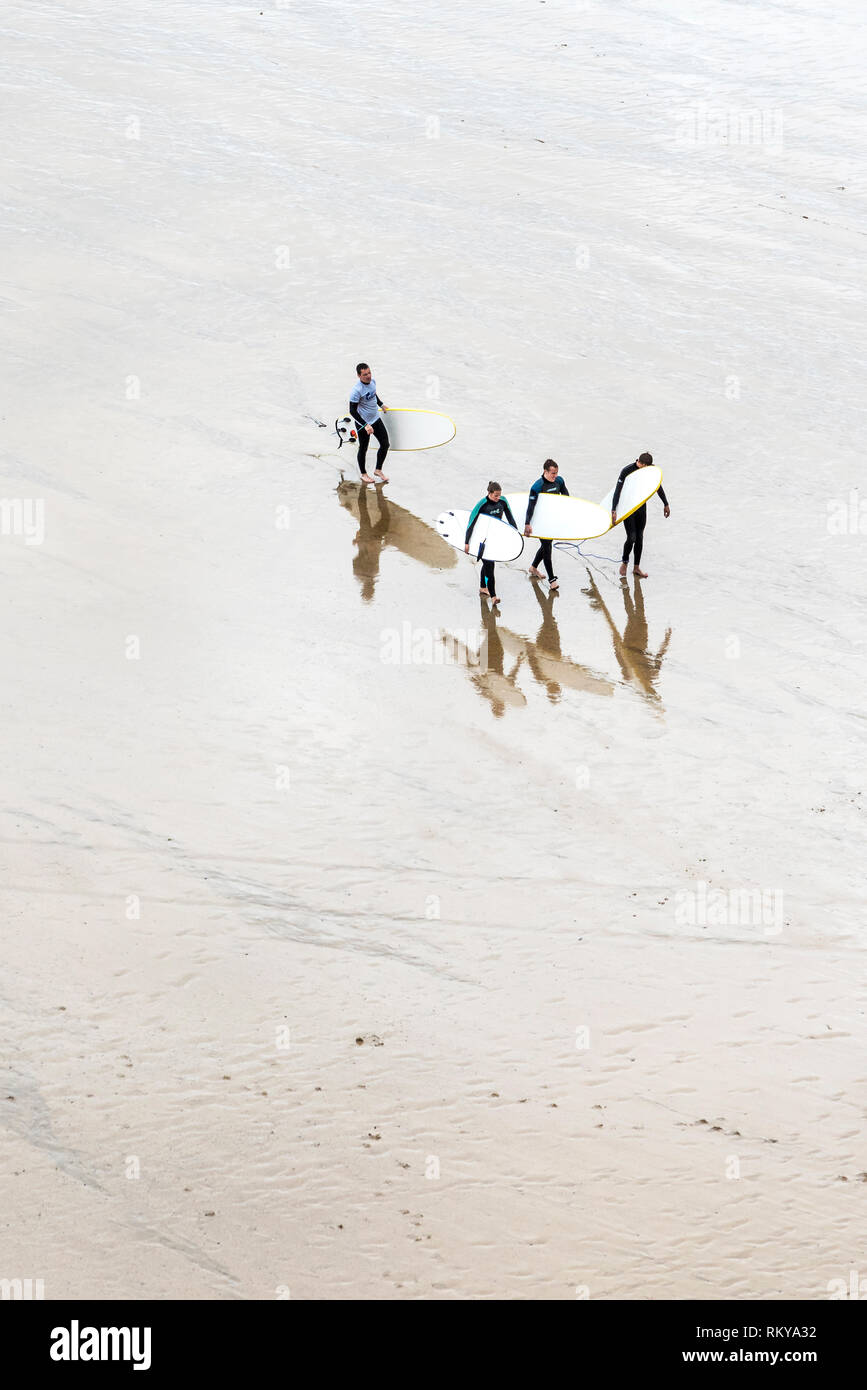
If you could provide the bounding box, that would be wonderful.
[436,509,524,562]
[381,408,456,451]
[598,465,663,524]
[506,492,611,540]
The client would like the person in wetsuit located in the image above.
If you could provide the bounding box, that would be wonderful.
[349,362,390,483]
[524,458,568,589]
[464,481,520,603]
[611,451,670,577]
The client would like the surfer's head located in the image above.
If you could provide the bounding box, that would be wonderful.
[487,481,502,500]
[637,452,653,467]
[356,362,372,384]
[543,459,559,479]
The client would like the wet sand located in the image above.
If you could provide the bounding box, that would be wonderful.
[1,0,865,1298]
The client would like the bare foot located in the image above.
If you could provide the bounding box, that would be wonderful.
[633,567,648,577]
[491,595,501,604]
[374,470,389,483]
[360,473,374,483]
[528,566,543,578]
[479,588,489,597]
[549,578,559,589]
[619,562,628,576]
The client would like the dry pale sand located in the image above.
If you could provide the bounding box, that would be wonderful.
[1,0,865,1298]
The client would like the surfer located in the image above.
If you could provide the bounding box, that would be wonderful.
[611,452,670,577]
[524,458,568,589]
[349,363,390,484]
[465,482,520,604]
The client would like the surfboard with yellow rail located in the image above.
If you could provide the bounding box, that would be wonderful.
[380,408,456,451]
[505,468,663,541]
[505,492,611,540]
[598,465,664,526]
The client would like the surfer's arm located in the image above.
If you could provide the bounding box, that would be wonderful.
[524,484,540,526]
[465,500,485,544]
[502,498,519,531]
[349,399,365,427]
[657,485,669,507]
[559,480,570,496]
[610,464,634,513]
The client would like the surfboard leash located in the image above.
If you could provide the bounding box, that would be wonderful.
[554,540,621,587]
[554,540,617,565]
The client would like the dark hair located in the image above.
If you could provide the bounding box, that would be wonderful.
[487,480,502,493]
[356,362,369,374]
[638,451,653,465]
[543,458,558,471]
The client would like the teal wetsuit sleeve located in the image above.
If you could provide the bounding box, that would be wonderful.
[559,478,570,497]
[525,481,540,526]
[465,499,485,545]
[501,498,519,530]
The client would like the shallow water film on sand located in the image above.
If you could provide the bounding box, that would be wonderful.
[1,0,865,1300]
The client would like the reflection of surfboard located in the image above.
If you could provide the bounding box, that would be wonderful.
[436,509,524,561]
[337,482,457,568]
[506,493,611,540]
[381,408,456,451]
[598,466,663,525]
[497,628,614,697]
[438,630,528,710]
[473,668,527,711]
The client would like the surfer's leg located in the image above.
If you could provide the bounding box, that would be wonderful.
[529,544,545,577]
[632,512,647,567]
[481,560,497,598]
[620,518,636,576]
[540,539,555,582]
[357,428,373,480]
[373,419,389,464]
[372,419,390,481]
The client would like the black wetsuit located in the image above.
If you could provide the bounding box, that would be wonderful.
[525,474,569,581]
[350,395,389,474]
[466,495,520,597]
[611,464,669,567]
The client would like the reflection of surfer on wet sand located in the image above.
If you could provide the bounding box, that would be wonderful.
[473,601,526,717]
[498,581,614,703]
[443,601,527,718]
[583,569,671,703]
[337,480,457,602]
[523,581,564,699]
[352,483,390,602]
